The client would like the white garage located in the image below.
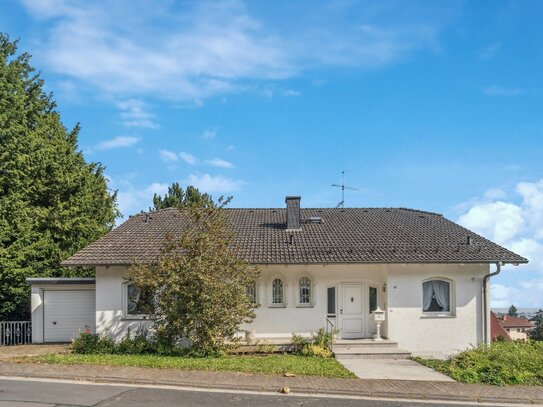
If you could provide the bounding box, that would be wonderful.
[27,278,96,343]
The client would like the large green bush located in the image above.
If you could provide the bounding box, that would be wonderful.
[414,340,543,386]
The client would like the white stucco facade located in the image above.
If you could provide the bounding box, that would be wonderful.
[92,262,488,357]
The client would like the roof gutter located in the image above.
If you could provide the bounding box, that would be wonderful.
[483,262,501,345]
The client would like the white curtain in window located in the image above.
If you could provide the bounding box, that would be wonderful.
[433,280,450,311]
[423,280,450,312]
[423,281,434,311]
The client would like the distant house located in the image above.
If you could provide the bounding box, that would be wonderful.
[491,312,534,341]
[491,311,511,341]
[27,196,528,358]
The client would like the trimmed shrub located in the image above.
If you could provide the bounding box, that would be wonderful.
[71,333,114,354]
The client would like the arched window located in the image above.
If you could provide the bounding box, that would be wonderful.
[423,280,451,313]
[272,279,284,305]
[299,277,311,304]
[246,281,257,305]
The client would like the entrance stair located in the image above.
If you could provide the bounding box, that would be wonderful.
[333,339,411,359]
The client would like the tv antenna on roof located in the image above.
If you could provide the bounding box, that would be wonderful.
[332,170,359,208]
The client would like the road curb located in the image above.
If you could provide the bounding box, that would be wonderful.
[1,371,541,405]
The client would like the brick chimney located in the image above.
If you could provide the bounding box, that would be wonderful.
[285,196,301,230]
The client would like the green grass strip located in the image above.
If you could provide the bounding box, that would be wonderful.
[22,353,355,379]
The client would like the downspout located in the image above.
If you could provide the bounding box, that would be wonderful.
[483,262,502,345]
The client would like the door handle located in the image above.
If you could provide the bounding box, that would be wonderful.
[340,309,343,314]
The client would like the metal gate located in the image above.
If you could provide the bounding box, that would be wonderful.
[0,321,32,345]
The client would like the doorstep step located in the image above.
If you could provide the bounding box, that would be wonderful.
[333,347,411,359]
[334,340,398,348]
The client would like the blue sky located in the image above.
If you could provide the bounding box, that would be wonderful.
[3,0,542,307]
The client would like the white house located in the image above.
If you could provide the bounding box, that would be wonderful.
[27,196,527,357]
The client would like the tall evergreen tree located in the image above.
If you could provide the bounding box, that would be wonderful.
[0,34,119,320]
[153,183,218,210]
[507,304,518,317]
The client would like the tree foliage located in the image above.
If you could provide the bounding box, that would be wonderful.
[153,183,217,210]
[0,34,118,320]
[507,304,518,317]
[128,200,260,355]
[528,315,543,341]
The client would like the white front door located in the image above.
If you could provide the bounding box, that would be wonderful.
[340,283,364,339]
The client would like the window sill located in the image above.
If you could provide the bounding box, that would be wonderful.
[296,304,314,308]
[269,304,287,308]
[420,314,456,319]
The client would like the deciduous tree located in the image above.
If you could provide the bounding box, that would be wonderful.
[128,200,259,355]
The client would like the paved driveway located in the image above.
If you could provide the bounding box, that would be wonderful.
[336,357,454,381]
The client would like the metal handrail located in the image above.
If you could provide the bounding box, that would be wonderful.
[0,321,32,346]
[325,317,335,352]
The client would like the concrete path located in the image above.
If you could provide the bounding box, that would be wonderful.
[336,357,454,381]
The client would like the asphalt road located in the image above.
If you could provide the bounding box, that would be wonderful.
[0,378,508,407]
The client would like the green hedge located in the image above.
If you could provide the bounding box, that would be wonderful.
[414,340,543,386]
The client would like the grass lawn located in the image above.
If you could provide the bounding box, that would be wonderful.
[22,353,355,378]
[414,340,543,386]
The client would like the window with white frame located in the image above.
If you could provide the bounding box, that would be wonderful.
[299,276,311,304]
[272,278,284,305]
[422,279,451,313]
[246,281,257,305]
[125,282,153,316]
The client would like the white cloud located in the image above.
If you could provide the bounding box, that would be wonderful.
[492,281,543,309]
[179,152,198,165]
[283,89,301,97]
[205,158,234,168]
[108,176,168,218]
[457,179,543,307]
[116,99,159,129]
[158,150,198,165]
[20,0,453,101]
[186,173,244,193]
[458,201,524,245]
[95,136,141,150]
[159,149,179,163]
[484,187,506,200]
[479,42,501,61]
[483,86,525,96]
[202,129,217,140]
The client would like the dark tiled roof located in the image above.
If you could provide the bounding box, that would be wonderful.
[62,207,528,266]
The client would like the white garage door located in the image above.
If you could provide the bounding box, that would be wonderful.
[44,290,96,342]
